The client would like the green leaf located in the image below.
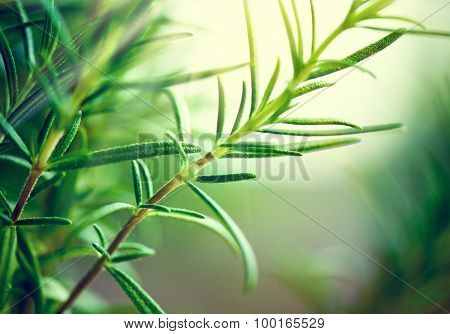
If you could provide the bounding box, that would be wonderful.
[48,142,201,171]
[63,202,135,245]
[275,118,361,129]
[163,89,189,141]
[231,82,247,133]
[137,159,153,200]
[167,208,205,220]
[186,182,258,292]
[215,77,226,142]
[258,58,280,111]
[16,0,37,70]
[291,0,304,66]
[0,211,13,225]
[309,29,406,79]
[0,225,17,311]
[52,111,82,159]
[93,224,106,248]
[260,123,401,136]
[314,59,376,78]
[293,138,361,153]
[16,230,44,313]
[0,29,18,110]
[243,0,259,116]
[196,173,257,183]
[220,142,302,157]
[0,190,12,215]
[119,63,246,90]
[359,26,450,38]
[294,81,335,98]
[165,131,187,163]
[29,172,65,200]
[140,204,171,213]
[131,161,143,206]
[16,217,72,226]
[278,0,299,73]
[0,113,31,159]
[112,248,155,263]
[106,266,164,314]
[374,15,426,30]
[222,151,299,159]
[309,0,317,54]
[37,110,56,153]
[38,0,61,65]
[92,243,111,261]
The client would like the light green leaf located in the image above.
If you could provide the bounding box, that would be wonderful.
[186,182,258,292]
[16,0,37,70]
[294,81,335,98]
[163,89,189,142]
[260,123,401,136]
[167,208,205,220]
[309,0,316,54]
[359,26,450,38]
[0,113,31,159]
[16,217,72,226]
[48,142,201,171]
[279,0,299,73]
[106,266,164,314]
[232,82,247,133]
[215,77,226,142]
[314,59,376,78]
[196,173,257,183]
[131,161,143,206]
[37,110,56,153]
[92,243,111,261]
[291,0,304,66]
[0,225,17,311]
[165,131,187,163]
[258,58,280,111]
[119,242,155,252]
[52,111,82,159]
[0,212,13,225]
[293,138,361,153]
[243,0,259,116]
[0,155,31,169]
[220,142,302,157]
[112,248,155,263]
[275,118,361,129]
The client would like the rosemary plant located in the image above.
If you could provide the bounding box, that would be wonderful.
[0,0,448,314]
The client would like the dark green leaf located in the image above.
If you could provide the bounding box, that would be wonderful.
[260,123,401,136]
[92,224,106,248]
[0,190,12,215]
[231,82,247,133]
[275,118,361,129]
[16,0,37,70]
[244,0,259,116]
[186,182,258,292]
[293,138,361,153]
[106,266,164,314]
[222,151,298,159]
[140,204,171,213]
[92,243,111,261]
[216,77,226,142]
[0,113,31,159]
[16,230,44,313]
[359,26,450,38]
[294,81,335,98]
[37,110,56,153]
[29,172,65,200]
[309,29,406,79]
[137,159,153,200]
[112,249,155,263]
[131,161,143,206]
[52,111,82,159]
[48,142,201,171]
[0,155,31,169]
[0,29,18,110]
[291,0,304,66]
[196,173,257,183]
[0,225,17,310]
[16,217,72,226]
[309,0,317,54]
[163,89,188,142]
[220,142,302,157]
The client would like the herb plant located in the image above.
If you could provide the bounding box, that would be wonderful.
[0,0,448,314]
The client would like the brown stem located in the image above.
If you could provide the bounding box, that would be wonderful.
[11,167,42,222]
[57,152,216,314]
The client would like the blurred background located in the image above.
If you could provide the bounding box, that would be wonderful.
[2,0,449,313]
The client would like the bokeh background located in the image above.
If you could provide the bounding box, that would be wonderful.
[3,0,449,313]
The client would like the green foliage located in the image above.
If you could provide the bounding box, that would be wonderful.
[92,224,106,248]
[215,77,226,143]
[231,82,247,133]
[131,161,143,206]
[0,114,31,159]
[196,173,256,183]
[52,111,82,159]
[106,266,164,314]
[15,217,72,226]
[0,29,18,111]
[0,225,17,311]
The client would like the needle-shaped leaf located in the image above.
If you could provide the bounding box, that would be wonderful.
[309,29,405,79]
[140,204,171,213]
[137,159,153,200]
[196,173,257,183]
[119,242,155,252]
[314,59,376,78]
[111,248,155,263]
[16,230,44,313]
[52,111,82,159]
[294,81,335,98]
[232,82,247,133]
[0,225,17,311]
[293,138,361,153]
[258,59,280,111]
[106,266,164,314]
[243,0,259,116]
[260,123,401,136]
[37,110,56,153]
[163,89,189,141]
[0,190,12,215]
[359,26,450,38]
[222,150,307,159]
[0,155,31,169]
[275,118,361,129]
[0,29,18,110]
[131,161,143,206]
[0,212,13,225]
[92,243,111,261]
[48,142,201,171]
[279,0,299,73]
[0,114,31,159]
[215,77,226,142]
[167,208,205,220]
[220,142,302,157]
[29,172,65,200]
[309,0,316,54]
[16,217,72,226]
[186,182,258,292]
[165,131,187,163]
[375,15,426,30]
[92,224,106,248]
[291,0,304,66]
[16,0,37,70]
[63,202,135,245]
